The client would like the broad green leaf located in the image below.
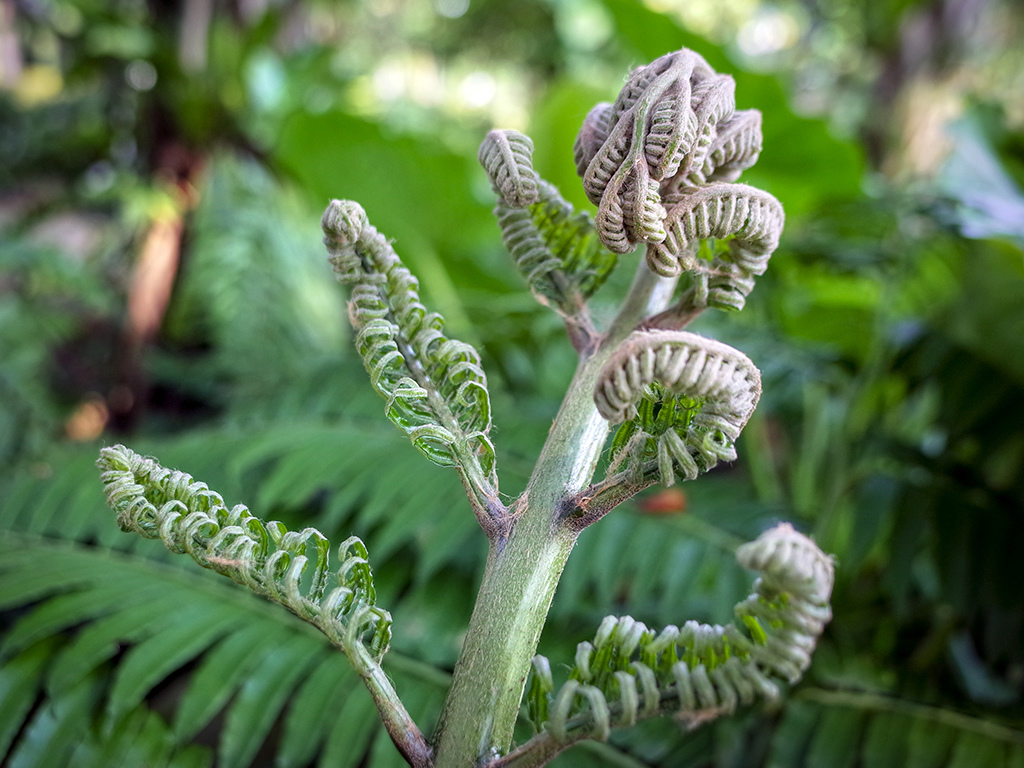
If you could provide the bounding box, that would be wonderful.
[48,595,185,692]
[0,549,117,611]
[1,581,165,659]
[219,634,326,768]
[174,622,294,741]
[947,732,1008,768]
[905,719,956,768]
[0,641,54,757]
[105,601,238,725]
[319,681,380,768]
[277,653,357,768]
[804,707,866,768]
[7,672,101,768]
[860,712,911,768]
[767,700,820,768]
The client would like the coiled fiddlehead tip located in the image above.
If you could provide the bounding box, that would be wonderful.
[522,523,833,749]
[736,523,835,604]
[322,199,367,247]
[593,330,761,486]
[478,129,540,209]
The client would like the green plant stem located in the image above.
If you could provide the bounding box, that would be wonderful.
[355,644,435,767]
[432,256,676,767]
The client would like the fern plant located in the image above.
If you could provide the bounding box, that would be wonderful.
[92,48,832,767]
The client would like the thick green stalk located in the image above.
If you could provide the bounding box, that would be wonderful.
[432,258,676,767]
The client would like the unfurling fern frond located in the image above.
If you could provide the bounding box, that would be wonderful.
[96,445,391,666]
[478,129,539,208]
[648,183,784,311]
[518,524,833,753]
[674,73,736,183]
[322,200,502,528]
[479,130,617,320]
[95,445,434,768]
[685,109,763,186]
[594,330,761,487]
[573,103,613,179]
[573,48,742,256]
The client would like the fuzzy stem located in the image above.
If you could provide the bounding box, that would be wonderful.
[355,644,435,767]
[432,256,675,767]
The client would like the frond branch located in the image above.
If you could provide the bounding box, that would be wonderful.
[480,130,618,351]
[497,524,833,766]
[96,444,433,768]
[566,330,761,528]
[322,200,507,537]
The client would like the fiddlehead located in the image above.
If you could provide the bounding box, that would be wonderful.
[592,329,761,495]
[681,109,764,187]
[322,200,504,533]
[515,524,833,755]
[647,183,784,313]
[97,444,391,665]
[571,47,781,315]
[574,49,740,255]
[97,444,435,767]
[478,129,539,209]
[480,130,617,328]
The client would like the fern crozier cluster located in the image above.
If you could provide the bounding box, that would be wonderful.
[574,49,784,310]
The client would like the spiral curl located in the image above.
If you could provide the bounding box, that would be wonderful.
[96,445,392,665]
[478,130,539,209]
[322,200,496,482]
[648,183,784,312]
[573,103,614,179]
[595,330,761,485]
[575,49,742,254]
[682,109,764,187]
[570,48,781,312]
[479,132,617,311]
[525,524,833,743]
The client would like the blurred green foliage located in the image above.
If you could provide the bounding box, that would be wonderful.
[2,0,1024,766]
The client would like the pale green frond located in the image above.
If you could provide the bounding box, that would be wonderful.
[0,532,420,767]
[96,444,392,664]
[516,524,833,758]
[479,129,617,315]
[322,200,501,526]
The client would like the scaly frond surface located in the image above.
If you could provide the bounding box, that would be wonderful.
[480,129,617,325]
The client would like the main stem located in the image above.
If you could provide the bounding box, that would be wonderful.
[432,258,676,767]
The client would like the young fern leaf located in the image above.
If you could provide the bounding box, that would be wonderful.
[480,130,617,322]
[575,49,742,256]
[95,445,434,768]
[515,524,833,756]
[321,200,502,530]
[572,103,613,179]
[684,109,764,186]
[594,330,761,489]
[96,444,391,666]
[648,182,785,311]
